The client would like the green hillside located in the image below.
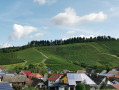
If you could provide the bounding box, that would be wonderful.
[0,52,23,65]
[1,41,119,71]
[35,41,119,71]
[15,48,45,64]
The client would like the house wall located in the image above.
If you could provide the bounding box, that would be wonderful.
[61,76,68,84]
[37,82,44,88]
[59,87,65,90]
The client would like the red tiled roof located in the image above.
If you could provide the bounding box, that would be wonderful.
[0,67,6,70]
[47,73,62,81]
[112,84,119,89]
[29,73,42,78]
[21,70,31,76]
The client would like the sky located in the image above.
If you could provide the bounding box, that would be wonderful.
[0,0,119,48]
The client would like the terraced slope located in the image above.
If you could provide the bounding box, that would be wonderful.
[15,48,45,64]
[35,41,119,71]
[1,41,119,71]
[0,52,23,65]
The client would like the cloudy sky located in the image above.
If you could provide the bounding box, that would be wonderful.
[0,0,119,48]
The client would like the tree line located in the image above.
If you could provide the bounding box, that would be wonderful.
[0,36,118,53]
[29,36,117,46]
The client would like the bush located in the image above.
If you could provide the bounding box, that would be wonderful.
[85,85,90,90]
[76,83,86,90]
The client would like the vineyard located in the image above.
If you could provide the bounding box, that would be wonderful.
[15,48,45,64]
[0,52,23,65]
[36,41,119,71]
[1,41,119,71]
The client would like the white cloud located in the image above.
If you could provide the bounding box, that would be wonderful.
[67,30,76,34]
[30,33,44,38]
[34,0,46,5]
[0,43,11,48]
[34,0,56,5]
[52,7,107,26]
[9,24,37,40]
[79,35,95,38]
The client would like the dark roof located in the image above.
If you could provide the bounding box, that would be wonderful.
[105,85,116,89]
[86,68,94,74]
[88,74,105,85]
[31,78,44,87]
[8,71,16,74]
[0,83,13,90]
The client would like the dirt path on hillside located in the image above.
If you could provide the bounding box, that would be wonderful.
[33,48,48,63]
[101,53,119,59]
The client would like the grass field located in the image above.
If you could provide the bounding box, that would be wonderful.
[1,41,119,71]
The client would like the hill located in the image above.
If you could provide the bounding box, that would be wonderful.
[35,41,119,71]
[1,40,119,71]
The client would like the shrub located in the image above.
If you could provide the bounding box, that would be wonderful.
[76,83,86,90]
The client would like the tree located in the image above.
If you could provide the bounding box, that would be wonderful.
[100,82,106,89]
[85,85,90,90]
[14,65,23,73]
[65,87,68,90]
[76,83,86,90]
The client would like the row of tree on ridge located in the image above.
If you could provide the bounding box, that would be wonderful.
[0,36,118,53]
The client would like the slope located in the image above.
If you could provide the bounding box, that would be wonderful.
[35,41,119,71]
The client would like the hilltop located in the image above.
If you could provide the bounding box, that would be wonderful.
[0,36,119,71]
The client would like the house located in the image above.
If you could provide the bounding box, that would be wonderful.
[8,70,17,75]
[0,83,13,90]
[60,73,96,90]
[25,79,33,86]
[31,78,45,89]
[77,70,87,74]
[88,73,107,89]
[0,72,15,82]
[105,84,119,89]
[19,70,31,77]
[0,67,6,70]
[107,76,119,84]
[44,73,52,81]
[86,68,95,74]
[47,73,62,86]
[0,69,8,74]
[47,68,52,73]
[61,74,68,84]
[28,73,43,79]
[2,75,28,87]
[107,69,119,76]
[47,73,63,90]
[115,66,119,71]
[62,70,70,74]
[67,73,96,90]
[111,84,119,89]
[100,70,107,74]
